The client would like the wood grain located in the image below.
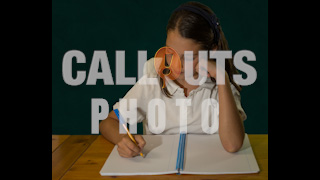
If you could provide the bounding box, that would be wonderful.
[52,135,98,180]
[52,135,70,152]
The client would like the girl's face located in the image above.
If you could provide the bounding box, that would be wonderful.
[165,29,203,81]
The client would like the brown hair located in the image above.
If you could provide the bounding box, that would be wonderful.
[160,1,242,97]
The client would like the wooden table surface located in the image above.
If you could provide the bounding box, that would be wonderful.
[52,134,268,180]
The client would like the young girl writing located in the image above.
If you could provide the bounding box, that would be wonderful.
[99,1,247,157]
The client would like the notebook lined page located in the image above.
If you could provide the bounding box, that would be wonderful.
[100,135,180,176]
[182,134,259,174]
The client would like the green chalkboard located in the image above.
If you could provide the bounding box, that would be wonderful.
[52,0,268,134]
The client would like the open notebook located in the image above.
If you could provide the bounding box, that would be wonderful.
[100,133,259,176]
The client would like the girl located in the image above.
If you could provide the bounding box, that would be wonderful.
[99,1,246,157]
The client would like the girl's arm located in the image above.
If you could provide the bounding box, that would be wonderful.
[99,111,146,157]
[196,61,245,152]
[217,72,245,152]
[99,111,126,144]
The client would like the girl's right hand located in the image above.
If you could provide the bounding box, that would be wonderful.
[116,135,146,158]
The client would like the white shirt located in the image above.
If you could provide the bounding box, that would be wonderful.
[113,58,246,135]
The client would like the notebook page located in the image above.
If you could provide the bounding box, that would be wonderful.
[100,135,180,176]
[181,133,260,174]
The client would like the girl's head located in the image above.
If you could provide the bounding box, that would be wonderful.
[161,1,241,97]
[167,1,220,51]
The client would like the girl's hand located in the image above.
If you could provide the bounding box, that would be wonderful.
[195,58,227,80]
[116,135,146,158]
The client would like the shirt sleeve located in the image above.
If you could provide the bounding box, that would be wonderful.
[230,84,247,121]
[113,77,149,124]
[113,58,157,124]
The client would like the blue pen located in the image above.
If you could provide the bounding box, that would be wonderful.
[114,109,144,157]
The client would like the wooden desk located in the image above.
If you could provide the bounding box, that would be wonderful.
[52,134,268,180]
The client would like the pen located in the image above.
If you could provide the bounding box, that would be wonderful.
[114,109,144,157]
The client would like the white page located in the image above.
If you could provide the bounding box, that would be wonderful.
[181,133,260,174]
[100,135,180,176]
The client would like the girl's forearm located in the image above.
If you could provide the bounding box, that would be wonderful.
[217,73,245,152]
[99,113,126,145]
